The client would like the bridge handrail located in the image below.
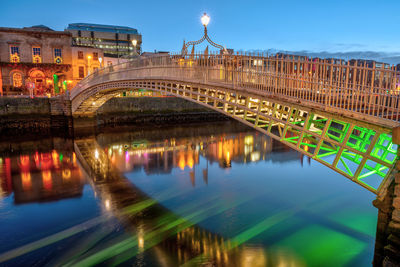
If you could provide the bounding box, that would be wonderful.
[71,52,400,123]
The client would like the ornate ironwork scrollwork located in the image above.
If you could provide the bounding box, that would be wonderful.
[182,24,226,56]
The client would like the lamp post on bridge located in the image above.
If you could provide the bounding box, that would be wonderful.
[181,13,227,56]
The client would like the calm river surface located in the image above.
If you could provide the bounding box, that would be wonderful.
[0,121,377,266]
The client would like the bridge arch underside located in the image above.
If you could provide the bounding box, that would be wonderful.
[72,79,399,194]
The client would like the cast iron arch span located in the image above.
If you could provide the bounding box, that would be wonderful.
[71,79,398,195]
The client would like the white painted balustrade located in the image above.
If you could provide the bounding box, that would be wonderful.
[71,52,400,123]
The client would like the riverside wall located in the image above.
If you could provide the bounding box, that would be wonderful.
[94,97,227,126]
[0,96,226,134]
[0,96,73,135]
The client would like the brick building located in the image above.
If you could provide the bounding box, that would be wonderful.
[0,25,73,96]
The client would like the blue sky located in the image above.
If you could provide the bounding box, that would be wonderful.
[1,0,399,54]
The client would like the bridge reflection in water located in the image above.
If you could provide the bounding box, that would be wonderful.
[0,123,384,266]
[73,129,304,266]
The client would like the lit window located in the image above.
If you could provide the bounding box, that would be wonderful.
[33,47,41,56]
[54,48,62,64]
[10,46,20,63]
[12,72,23,87]
[32,47,41,63]
[10,46,19,55]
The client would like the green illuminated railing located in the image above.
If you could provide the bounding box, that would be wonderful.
[282,114,398,192]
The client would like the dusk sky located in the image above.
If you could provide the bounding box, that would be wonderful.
[1,0,399,54]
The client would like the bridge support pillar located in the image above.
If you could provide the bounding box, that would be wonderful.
[373,132,400,266]
[392,126,400,146]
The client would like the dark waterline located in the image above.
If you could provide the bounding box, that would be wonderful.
[0,121,377,266]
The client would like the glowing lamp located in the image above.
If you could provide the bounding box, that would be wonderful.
[132,40,137,46]
[201,13,210,26]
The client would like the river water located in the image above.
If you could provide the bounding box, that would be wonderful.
[0,121,377,266]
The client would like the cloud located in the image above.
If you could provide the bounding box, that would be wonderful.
[333,43,367,49]
[242,49,400,65]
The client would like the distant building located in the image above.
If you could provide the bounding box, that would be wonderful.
[0,25,73,96]
[102,57,129,67]
[66,23,142,58]
[141,51,169,58]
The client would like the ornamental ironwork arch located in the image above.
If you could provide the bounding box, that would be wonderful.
[181,13,227,56]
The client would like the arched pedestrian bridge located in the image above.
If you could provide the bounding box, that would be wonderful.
[70,53,400,195]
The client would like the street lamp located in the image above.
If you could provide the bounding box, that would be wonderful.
[98,57,103,68]
[201,13,210,27]
[87,55,92,75]
[181,13,227,56]
[131,40,138,56]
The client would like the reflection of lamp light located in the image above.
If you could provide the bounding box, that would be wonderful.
[138,237,144,249]
[138,228,144,249]
[62,169,71,180]
[21,172,32,191]
[105,199,111,210]
[42,170,52,191]
[201,13,210,26]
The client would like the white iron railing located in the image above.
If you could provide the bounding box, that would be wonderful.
[71,52,400,123]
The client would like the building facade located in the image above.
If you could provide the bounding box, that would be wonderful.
[71,46,104,85]
[0,25,73,96]
[66,23,142,58]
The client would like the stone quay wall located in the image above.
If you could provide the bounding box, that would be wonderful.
[75,97,227,128]
[0,96,73,135]
[97,97,212,114]
[0,96,225,133]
